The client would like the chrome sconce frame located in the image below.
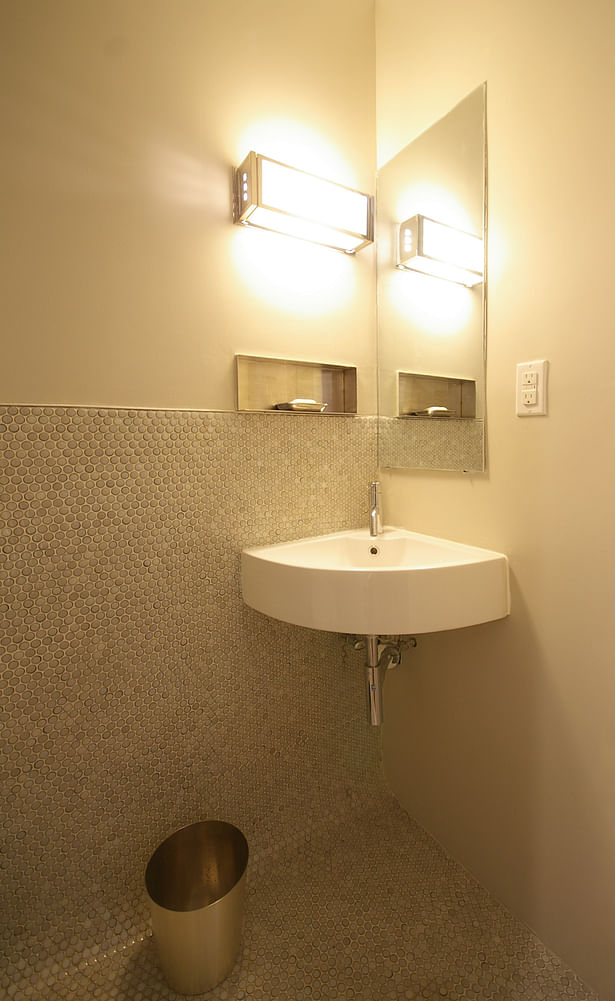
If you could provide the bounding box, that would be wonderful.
[233,151,374,254]
[397,213,484,287]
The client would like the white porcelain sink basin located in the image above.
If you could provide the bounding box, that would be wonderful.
[241,527,509,636]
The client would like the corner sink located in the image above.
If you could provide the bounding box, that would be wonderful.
[241,526,509,636]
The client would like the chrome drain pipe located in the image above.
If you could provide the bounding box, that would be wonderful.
[349,635,415,725]
[364,636,404,726]
[365,636,384,726]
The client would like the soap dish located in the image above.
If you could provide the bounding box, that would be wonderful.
[274,399,328,412]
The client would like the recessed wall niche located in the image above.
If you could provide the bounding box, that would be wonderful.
[236,355,358,414]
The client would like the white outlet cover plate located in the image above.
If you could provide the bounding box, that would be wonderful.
[516,359,548,416]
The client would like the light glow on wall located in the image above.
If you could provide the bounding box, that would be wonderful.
[387,266,474,336]
[232,224,357,315]
[393,183,475,239]
[236,120,355,189]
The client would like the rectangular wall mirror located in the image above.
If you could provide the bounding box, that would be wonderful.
[376,84,487,472]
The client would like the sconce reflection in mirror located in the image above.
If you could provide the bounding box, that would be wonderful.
[397,214,483,287]
[233,151,374,254]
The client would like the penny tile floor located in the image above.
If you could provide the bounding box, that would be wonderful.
[8,792,601,1001]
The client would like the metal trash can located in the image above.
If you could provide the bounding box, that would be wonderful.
[145,820,249,995]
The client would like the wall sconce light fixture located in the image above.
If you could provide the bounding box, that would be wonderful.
[397,214,484,286]
[233,151,374,254]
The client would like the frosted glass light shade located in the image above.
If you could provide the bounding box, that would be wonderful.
[398,215,484,286]
[234,152,374,253]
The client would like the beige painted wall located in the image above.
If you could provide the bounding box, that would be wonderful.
[0,0,376,411]
[376,1,615,996]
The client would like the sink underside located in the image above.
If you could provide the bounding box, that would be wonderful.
[241,527,510,636]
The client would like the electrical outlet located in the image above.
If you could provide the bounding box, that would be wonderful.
[516,360,548,416]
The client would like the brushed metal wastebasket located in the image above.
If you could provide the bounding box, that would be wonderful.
[145,820,249,995]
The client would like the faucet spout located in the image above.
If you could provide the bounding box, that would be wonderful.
[368,481,382,537]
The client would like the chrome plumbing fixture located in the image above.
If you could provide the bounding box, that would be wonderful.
[368,481,382,537]
[350,636,417,725]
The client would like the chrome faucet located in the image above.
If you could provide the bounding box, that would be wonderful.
[368,481,382,537]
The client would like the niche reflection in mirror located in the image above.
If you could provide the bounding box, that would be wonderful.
[377,84,487,472]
